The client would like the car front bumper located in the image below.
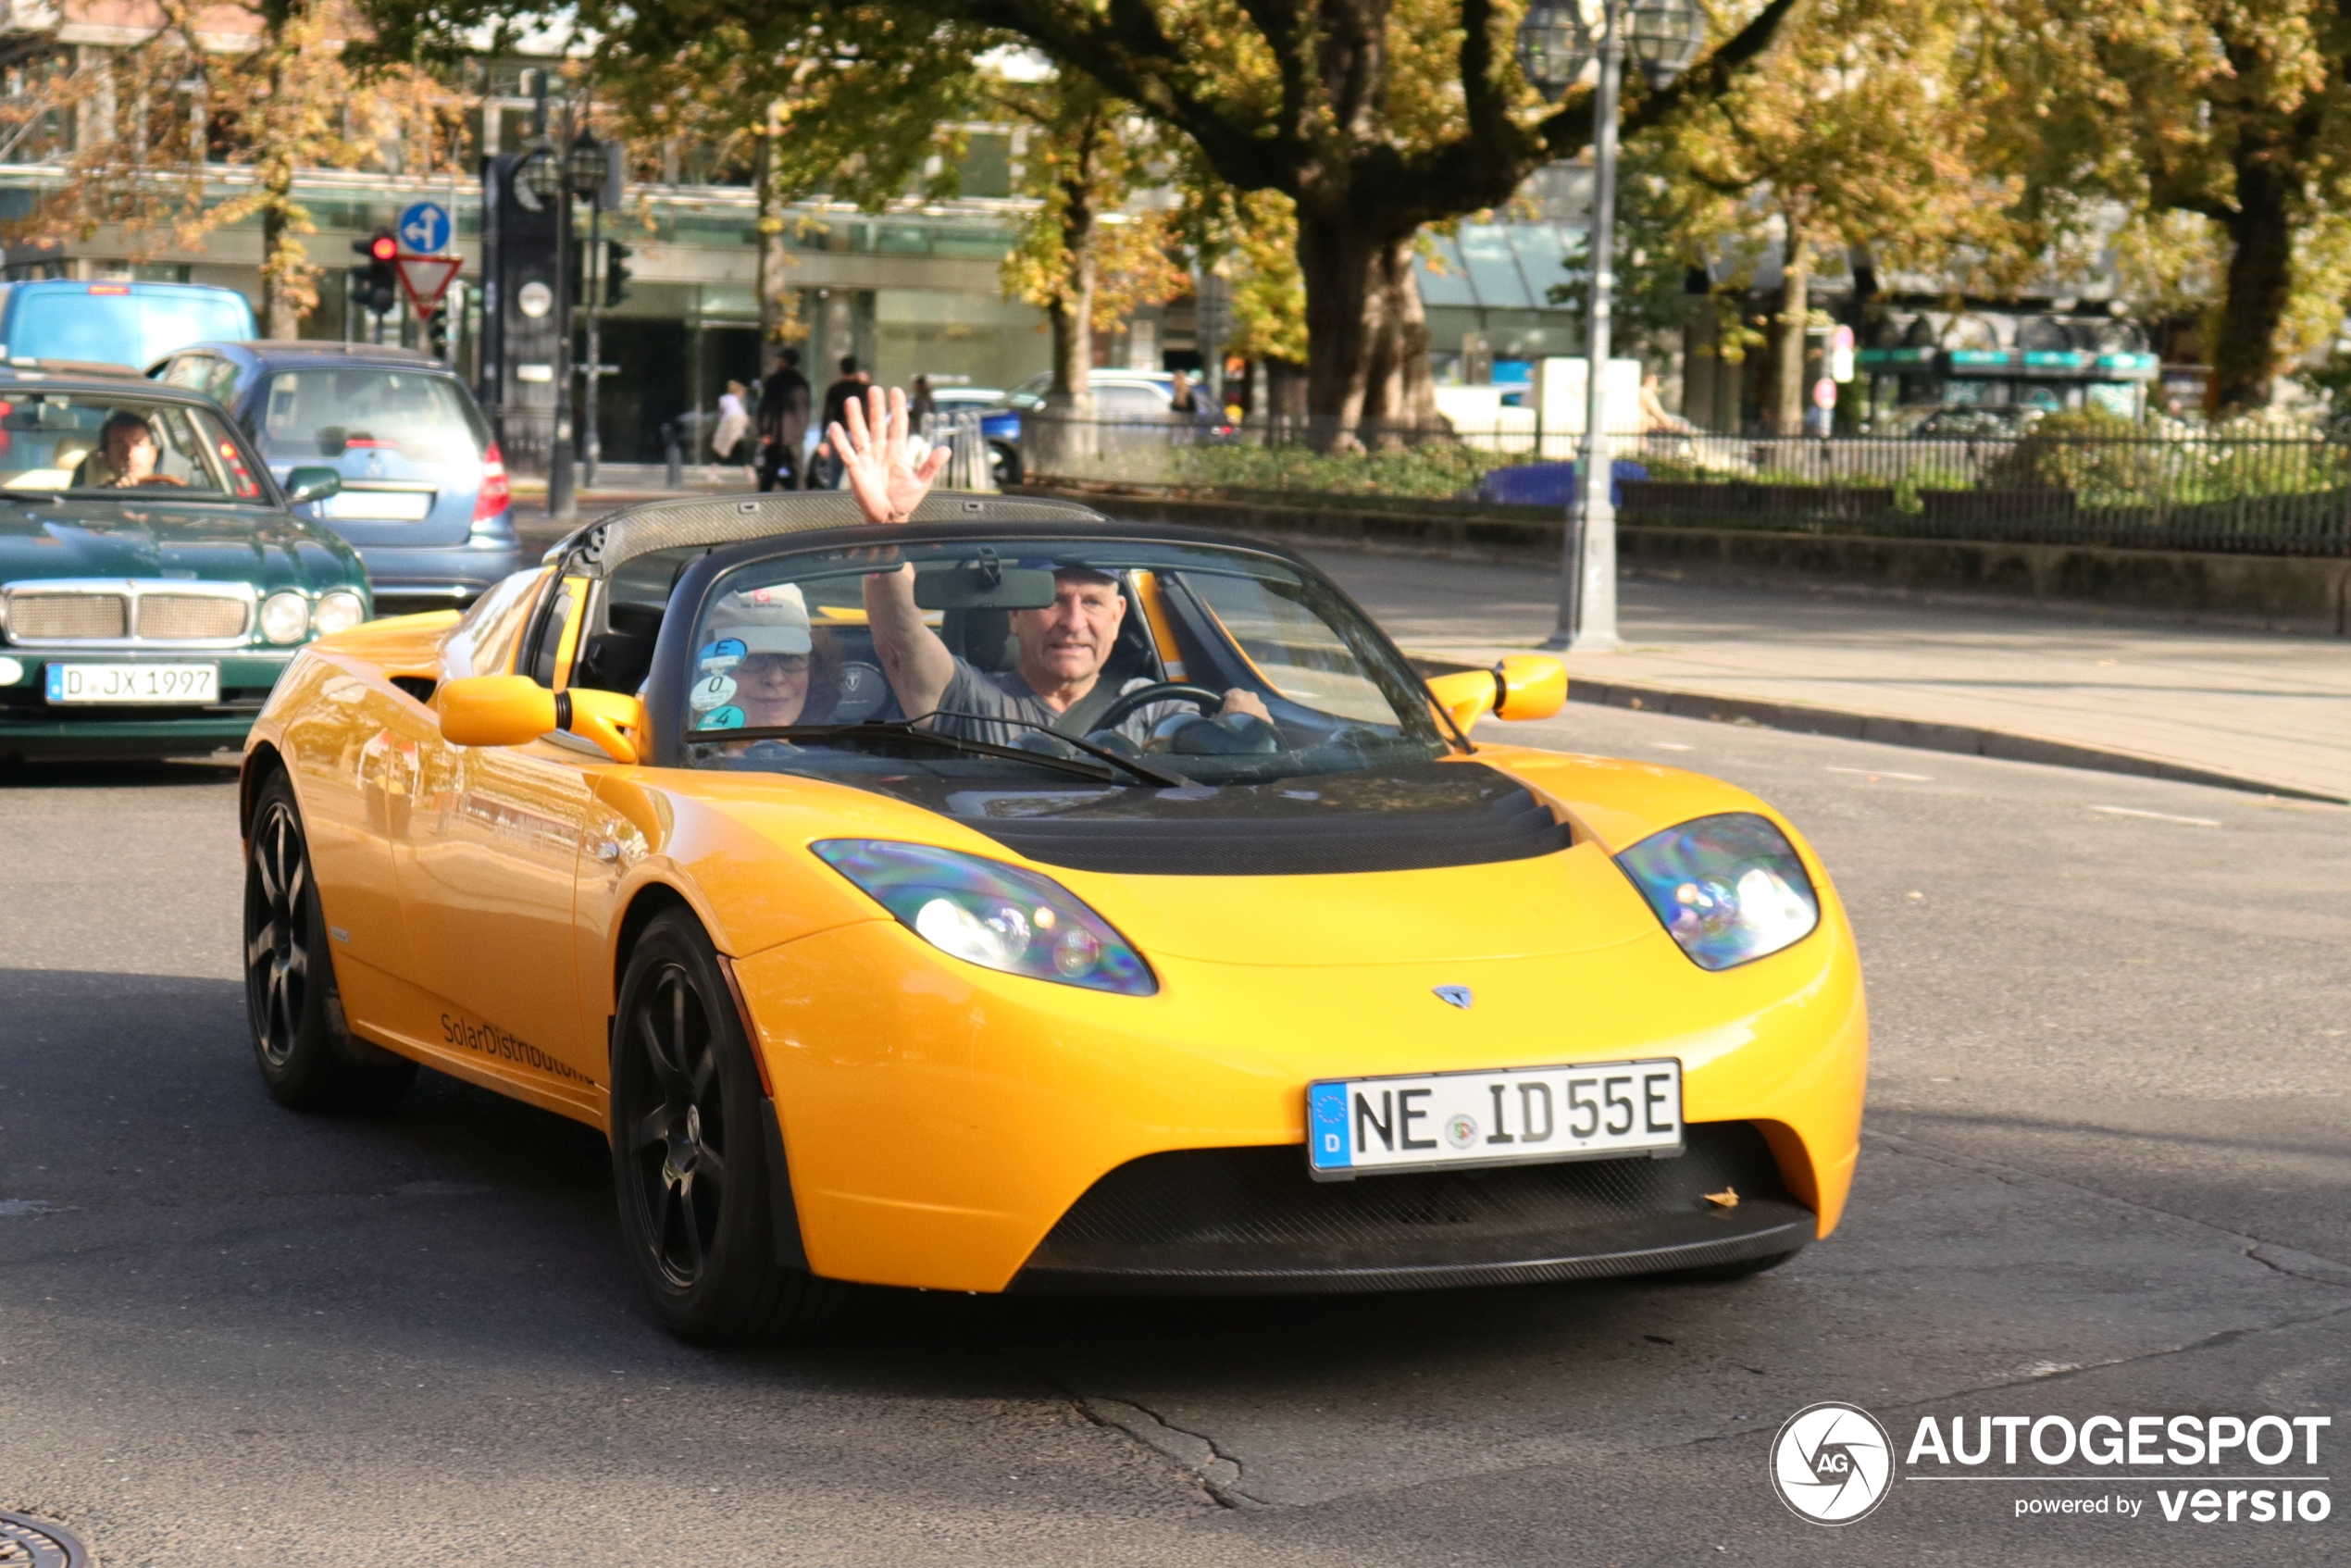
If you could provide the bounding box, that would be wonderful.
[731,911,1868,1295]
[0,649,297,757]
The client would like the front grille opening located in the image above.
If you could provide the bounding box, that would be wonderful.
[136,594,247,640]
[9,594,127,640]
[1016,1120,1804,1291]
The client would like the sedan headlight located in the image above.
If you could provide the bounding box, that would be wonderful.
[258,591,310,644]
[312,590,367,637]
[812,840,1157,995]
[1616,813,1820,971]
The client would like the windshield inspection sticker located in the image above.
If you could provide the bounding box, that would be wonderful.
[696,638,746,674]
[700,704,745,730]
[690,674,738,711]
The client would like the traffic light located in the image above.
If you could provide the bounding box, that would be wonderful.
[604,241,631,306]
[349,228,397,317]
[424,309,448,359]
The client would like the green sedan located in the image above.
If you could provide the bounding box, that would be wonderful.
[0,368,369,760]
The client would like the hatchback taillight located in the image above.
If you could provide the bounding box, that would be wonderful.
[474,442,510,521]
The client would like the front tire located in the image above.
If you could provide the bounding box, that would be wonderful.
[243,773,416,1112]
[611,909,834,1343]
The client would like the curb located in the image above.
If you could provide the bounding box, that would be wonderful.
[1411,656,2348,805]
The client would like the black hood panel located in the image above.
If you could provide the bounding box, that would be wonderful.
[889,760,1572,876]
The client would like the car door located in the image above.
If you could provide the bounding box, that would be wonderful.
[391,572,610,1099]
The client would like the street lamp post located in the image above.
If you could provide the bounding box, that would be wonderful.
[566,131,611,492]
[1518,0,1702,653]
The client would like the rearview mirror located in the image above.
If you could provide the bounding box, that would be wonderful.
[436,675,641,764]
[1425,655,1568,734]
[913,561,1058,611]
[284,466,342,505]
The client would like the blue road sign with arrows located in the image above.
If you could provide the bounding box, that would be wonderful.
[398,202,452,255]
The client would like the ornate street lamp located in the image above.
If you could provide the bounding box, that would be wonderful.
[1519,0,1703,651]
[563,132,610,490]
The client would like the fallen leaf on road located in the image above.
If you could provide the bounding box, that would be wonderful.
[1704,1188,1739,1209]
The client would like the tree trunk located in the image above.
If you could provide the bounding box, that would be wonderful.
[259,199,305,338]
[753,127,795,354]
[1297,213,1386,447]
[1772,216,1810,437]
[2211,160,2294,416]
[1030,193,1097,475]
[1361,237,1439,440]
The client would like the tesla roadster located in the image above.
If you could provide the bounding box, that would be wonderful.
[239,489,1867,1341]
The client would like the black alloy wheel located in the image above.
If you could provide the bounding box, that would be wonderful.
[243,772,416,1111]
[611,909,835,1342]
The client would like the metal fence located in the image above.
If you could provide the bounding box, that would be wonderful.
[1016,414,2351,556]
[920,410,1001,493]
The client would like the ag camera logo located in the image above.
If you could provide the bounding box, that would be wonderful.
[1772,1401,1895,1524]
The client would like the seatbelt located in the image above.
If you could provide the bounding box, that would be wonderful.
[1050,675,1124,737]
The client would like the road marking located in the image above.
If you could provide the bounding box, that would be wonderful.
[1826,765,1932,781]
[2092,805,2220,827]
[1651,742,1695,751]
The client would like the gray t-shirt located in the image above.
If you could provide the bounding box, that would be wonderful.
[932,659,1165,750]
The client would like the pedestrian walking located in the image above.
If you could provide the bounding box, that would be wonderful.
[756,348,812,492]
[710,380,754,484]
[909,374,938,421]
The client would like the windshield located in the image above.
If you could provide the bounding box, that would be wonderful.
[0,392,264,499]
[6,286,255,369]
[678,537,1450,786]
[255,367,487,462]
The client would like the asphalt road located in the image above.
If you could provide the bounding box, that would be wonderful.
[0,709,2345,1565]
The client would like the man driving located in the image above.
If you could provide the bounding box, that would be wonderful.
[72,410,186,489]
[842,386,1269,747]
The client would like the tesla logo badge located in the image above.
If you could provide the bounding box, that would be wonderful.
[1433,986,1474,1010]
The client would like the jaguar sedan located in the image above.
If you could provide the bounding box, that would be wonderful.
[237,491,1866,1342]
[0,370,367,760]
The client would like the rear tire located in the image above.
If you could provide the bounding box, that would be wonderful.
[611,909,837,1344]
[243,773,417,1112]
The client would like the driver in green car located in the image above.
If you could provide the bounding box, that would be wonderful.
[841,386,1270,748]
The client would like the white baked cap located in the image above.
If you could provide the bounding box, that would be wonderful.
[708,582,812,655]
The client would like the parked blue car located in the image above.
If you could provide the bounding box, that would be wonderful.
[152,342,520,610]
[0,280,255,370]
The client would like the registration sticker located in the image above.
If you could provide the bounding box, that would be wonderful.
[1307,1057,1682,1179]
[689,674,738,711]
[696,638,745,674]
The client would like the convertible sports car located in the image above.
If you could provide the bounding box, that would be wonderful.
[239,491,1866,1341]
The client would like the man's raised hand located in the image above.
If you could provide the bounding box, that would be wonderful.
[834,386,951,526]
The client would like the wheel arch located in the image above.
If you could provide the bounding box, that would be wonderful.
[608,880,701,1033]
[241,741,287,838]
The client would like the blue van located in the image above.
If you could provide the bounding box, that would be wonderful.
[0,280,256,370]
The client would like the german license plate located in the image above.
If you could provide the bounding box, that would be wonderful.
[321,491,433,521]
[1308,1058,1682,1179]
[44,663,219,704]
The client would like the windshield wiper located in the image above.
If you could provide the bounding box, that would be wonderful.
[913,709,1189,787]
[685,717,1180,787]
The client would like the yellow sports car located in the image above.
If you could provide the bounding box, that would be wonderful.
[240,486,1866,1342]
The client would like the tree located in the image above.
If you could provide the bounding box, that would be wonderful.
[360,0,1799,441]
[1642,0,2017,433]
[995,71,1188,444]
[1,0,466,337]
[591,11,985,355]
[1989,0,2351,412]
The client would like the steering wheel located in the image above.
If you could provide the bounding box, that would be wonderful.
[1092,682,1227,733]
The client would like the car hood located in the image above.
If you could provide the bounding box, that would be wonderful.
[0,502,362,593]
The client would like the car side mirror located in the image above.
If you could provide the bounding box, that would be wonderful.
[285,466,341,505]
[1426,655,1568,734]
[436,675,641,764]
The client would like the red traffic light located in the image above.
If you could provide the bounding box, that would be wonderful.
[368,233,397,262]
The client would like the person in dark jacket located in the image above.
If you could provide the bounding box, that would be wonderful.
[756,347,813,492]
[810,356,870,489]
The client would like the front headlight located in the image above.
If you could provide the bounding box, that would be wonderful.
[1615,813,1821,971]
[258,591,310,644]
[812,840,1157,996]
[312,590,367,636]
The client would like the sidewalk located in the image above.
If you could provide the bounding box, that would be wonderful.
[1305,549,2351,803]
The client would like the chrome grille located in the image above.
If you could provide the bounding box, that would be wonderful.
[136,594,248,641]
[9,593,127,640]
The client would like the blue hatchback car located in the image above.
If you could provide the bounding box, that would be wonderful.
[152,342,520,610]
